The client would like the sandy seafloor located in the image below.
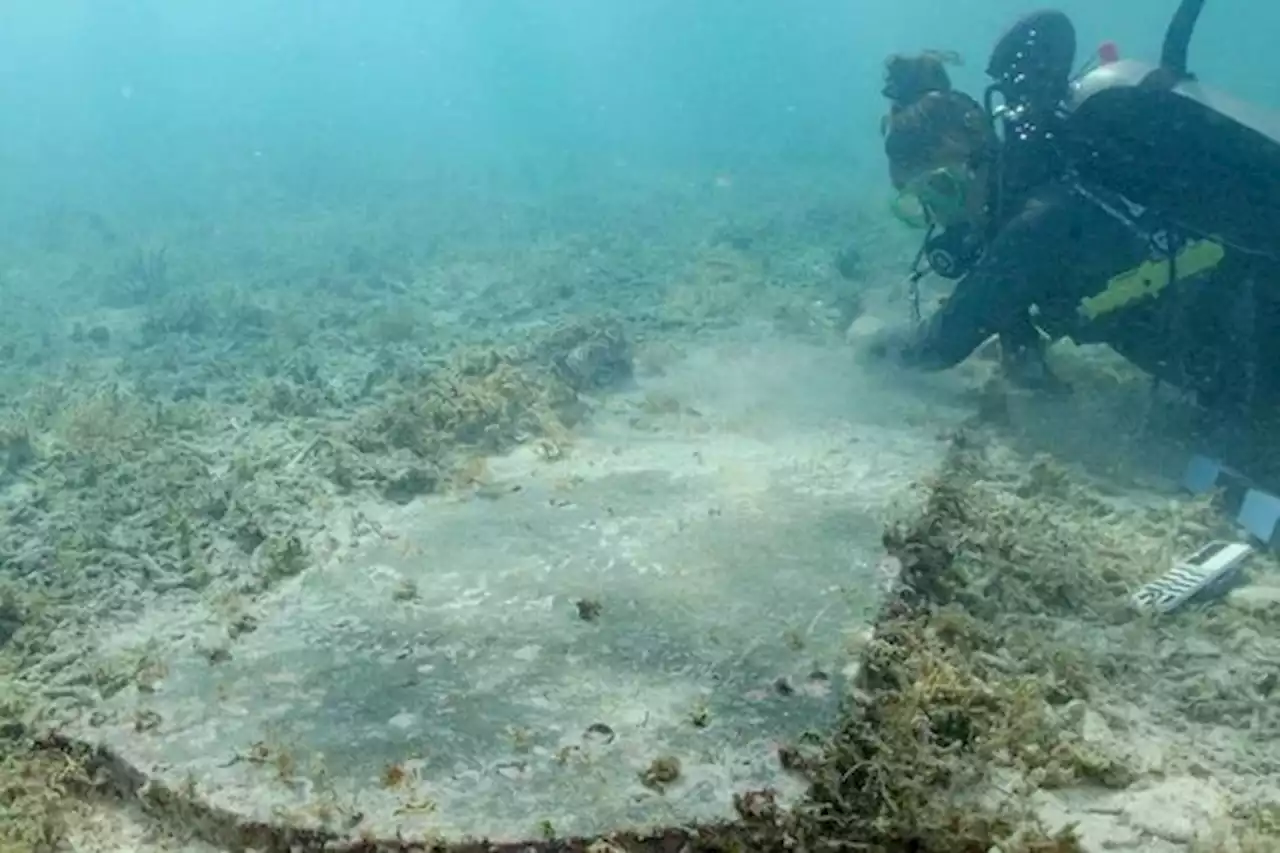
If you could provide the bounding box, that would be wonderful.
[0,168,1278,852]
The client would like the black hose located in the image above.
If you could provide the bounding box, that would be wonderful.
[1161,0,1206,78]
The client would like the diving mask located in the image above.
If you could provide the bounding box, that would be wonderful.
[890,165,971,229]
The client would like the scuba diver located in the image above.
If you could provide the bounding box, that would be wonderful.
[866,0,1280,423]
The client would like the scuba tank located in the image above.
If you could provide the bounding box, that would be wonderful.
[986,0,1280,259]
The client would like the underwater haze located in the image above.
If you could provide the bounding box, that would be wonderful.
[2,0,1277,227]
[3,1,1280,851]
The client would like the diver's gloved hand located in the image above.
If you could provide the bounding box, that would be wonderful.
[847,316,922,367]
[999,341,1072,395]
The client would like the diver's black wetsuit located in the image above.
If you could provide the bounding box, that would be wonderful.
[902,179,1280,415]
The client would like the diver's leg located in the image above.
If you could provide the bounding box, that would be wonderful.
[1196,275,1260,463]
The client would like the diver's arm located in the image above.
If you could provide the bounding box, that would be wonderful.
[901,206,1056,370]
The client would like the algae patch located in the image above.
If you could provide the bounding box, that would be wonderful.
[0,726,90,853]
[341,316,632,503]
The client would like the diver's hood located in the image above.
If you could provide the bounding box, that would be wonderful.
[1064,59,1280,257]
[987,9,1077,120]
